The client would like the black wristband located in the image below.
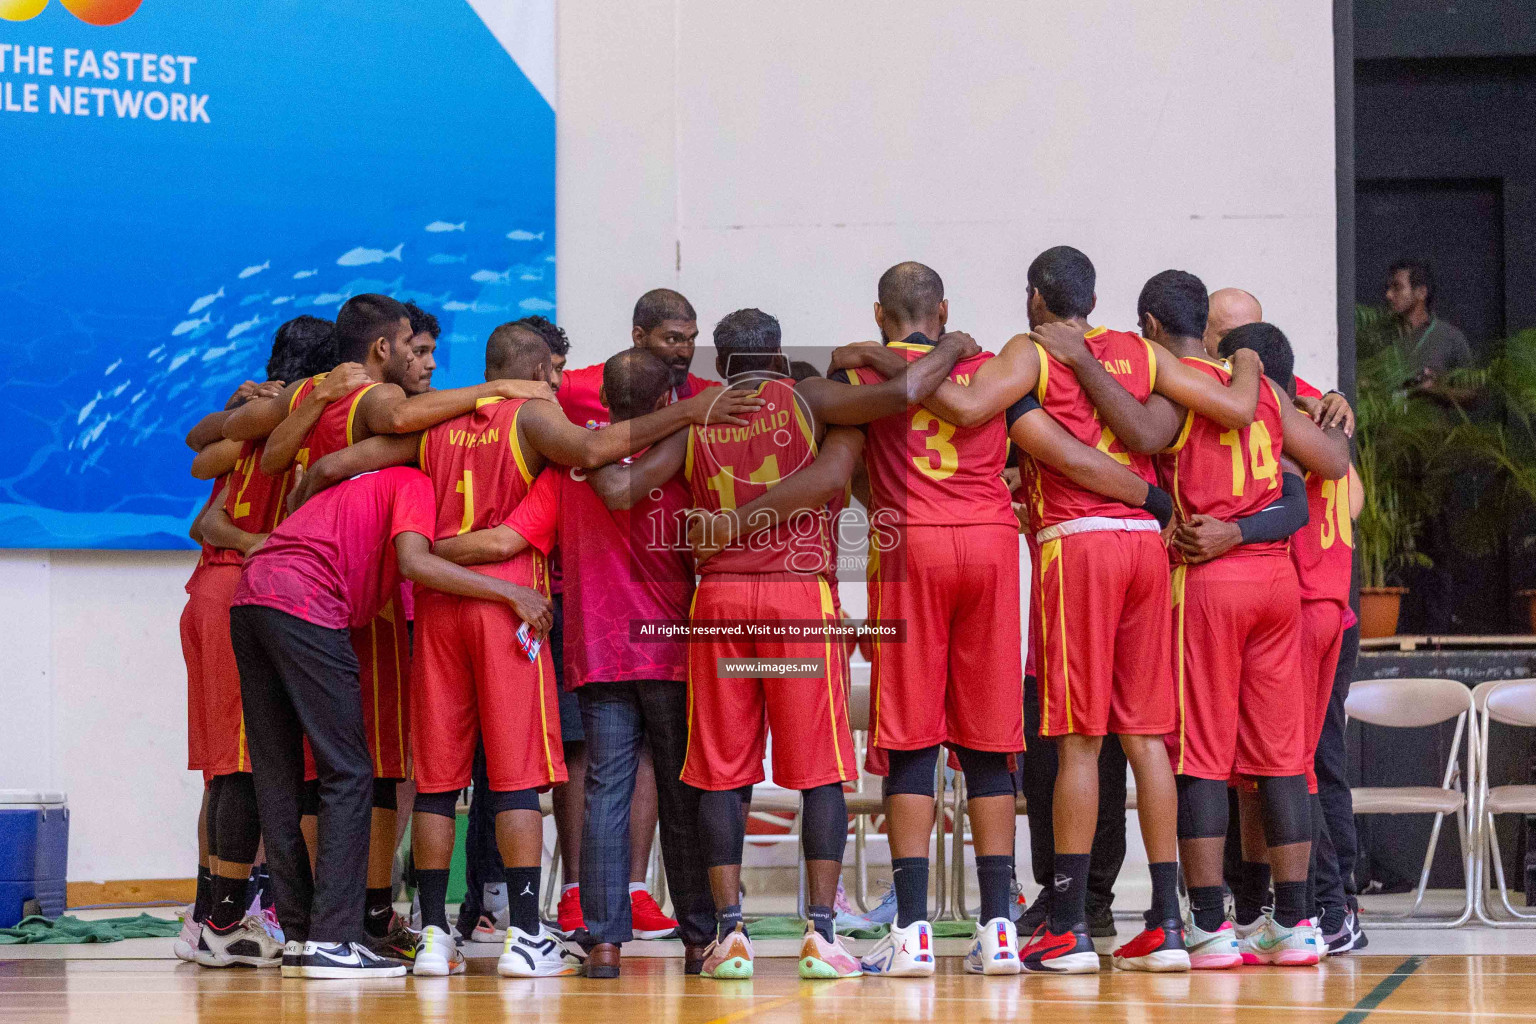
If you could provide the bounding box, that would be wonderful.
[1140,484,1174,529]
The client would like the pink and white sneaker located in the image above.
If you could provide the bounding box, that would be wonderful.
[799,925,862,979]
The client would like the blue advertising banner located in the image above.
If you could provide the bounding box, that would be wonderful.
[0,0,555,548]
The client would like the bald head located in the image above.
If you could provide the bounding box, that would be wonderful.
[1204,288,1262,357]
[876,261,947,340]
[485,322,554,383]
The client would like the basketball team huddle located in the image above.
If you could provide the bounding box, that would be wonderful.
[175,244,1363,982]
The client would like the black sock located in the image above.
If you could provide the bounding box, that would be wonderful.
[504,866,541,934]
[807,904,834,943]
[892,857,929,928]
[365,887,395,937]
[1273,880,1309,928]
[716,903,743,942]
[255,865,275,911]
[1235,861,1271,926]
[193,867,213,925]
[1146,861,1180,926]
[208,875,246,931]
[1189,885,1226,933]
[1048,853,1091,934]
[976,855,1013,924]
[417,869,451,933]
[1319,904,1346,936]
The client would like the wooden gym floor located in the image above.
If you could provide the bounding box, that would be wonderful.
[4,952,1535,1023]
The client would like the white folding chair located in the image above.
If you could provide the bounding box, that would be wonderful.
[1473,678,1536,926]
[1345,677,1475,928]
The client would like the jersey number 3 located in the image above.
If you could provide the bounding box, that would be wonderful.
[911,409,958,481]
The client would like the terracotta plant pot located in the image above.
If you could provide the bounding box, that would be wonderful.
[1360,586,1407,639]
[1519,589,1536,634]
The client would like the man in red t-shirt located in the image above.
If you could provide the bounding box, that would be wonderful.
[503,349,716,975]
[229,465,552,980]
[549,290,708,935]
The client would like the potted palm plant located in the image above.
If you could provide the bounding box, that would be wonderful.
[1436,328,1536,631]
[1354,309,1438,637]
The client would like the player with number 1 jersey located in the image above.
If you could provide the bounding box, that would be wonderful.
[413,397,563,795]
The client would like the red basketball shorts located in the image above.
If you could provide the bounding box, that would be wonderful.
[1298,599,1346,793]
[180,564,250,778]
[351,593,411,780]
[1035,527,1174,738]
[410,589,565,794]
[866,524,1023,760]
[683,572,856,791]
[1167,553,1306,780]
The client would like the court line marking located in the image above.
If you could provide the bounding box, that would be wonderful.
[1335,956,1425,1024]
[699,993,801,1024]
[0,988,1524,1020]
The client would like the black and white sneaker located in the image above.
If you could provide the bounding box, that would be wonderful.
[195,915,283,968]
[280,940,304,978]
[497,924,582,977]
[294,940,407,979]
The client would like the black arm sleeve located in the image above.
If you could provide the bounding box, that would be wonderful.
[1235,471,1308,544]
[1004,392,1041,429]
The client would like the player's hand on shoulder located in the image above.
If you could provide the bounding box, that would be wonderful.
[1229,346,1264,377]
[315,362,370,402]
[937,330,981,360]
[285,465,314,515]
[1028,321,1090,366]
[1313,391,1355,436]
[225,380,262,409]
[494,378,557,403]
[502,584,553,636]
[681,384,764,427]
[251,380,285,402]
[1172,513,1242,564]
[827,341,883,374]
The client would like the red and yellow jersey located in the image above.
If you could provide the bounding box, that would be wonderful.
[685,377,831,576]
[196,475,242,569]
[225,440,294,534]
[288,375,383,470]
[1157,356,1288,558]
[418,397,546,590]
[1291,376,1353,606]
[1022,327,1161,531]
[846,342,1015,529]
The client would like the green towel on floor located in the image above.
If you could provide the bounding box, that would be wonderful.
[0,914,181,944]
[742,916,975,941]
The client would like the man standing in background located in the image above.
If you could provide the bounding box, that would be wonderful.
[1385,259,1472,378]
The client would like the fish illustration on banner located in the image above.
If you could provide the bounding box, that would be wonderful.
[0,0,555,548]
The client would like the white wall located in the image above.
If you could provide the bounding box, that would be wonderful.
[0,0,1337,882]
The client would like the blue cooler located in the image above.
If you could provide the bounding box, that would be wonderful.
[0,791,69,927]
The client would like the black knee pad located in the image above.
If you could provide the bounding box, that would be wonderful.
[1257,774,1311,847]
[799,783,848,863]
[1176,776,1231,839]
[372,778,401,810]
[882,745,941,798]
[485,788,540,815]
[212,772,261,865]
[300,779,321,816]
[698,787,750,868]
[954,746,1016,799]
[414,789,460,819]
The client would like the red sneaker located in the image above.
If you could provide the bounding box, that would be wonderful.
[1112,918,1191,973]
[1019,922,1100,974]
[630,889,678,940]
[557,887,585,937]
